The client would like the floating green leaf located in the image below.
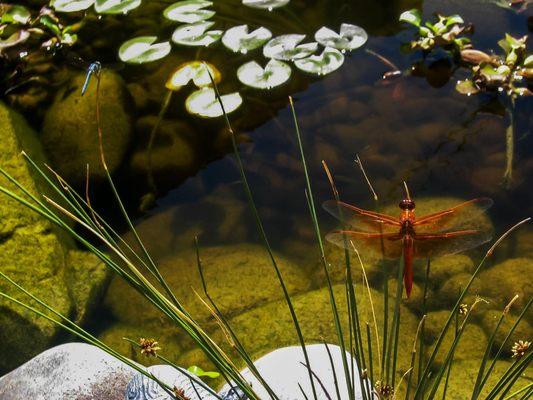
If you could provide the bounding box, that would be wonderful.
[94,0,142,14]
[314,23,367,52]
[166,61,220,90]
[172,21,222,47]
[50,0,95,12]
[118,36,171,64]
[237,59,291,89]
[263,34,318,60]
[163,0,215,23]
[455,79,479,95]
[399,9,422,27]
[185,87,242,118]
[294,46,344,75]
[524,55,533,68]
[187,365,220,379]
[221,25,272,54]
[242,0,289,10]
[1,5,31,24]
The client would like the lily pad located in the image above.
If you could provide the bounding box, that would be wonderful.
[263,34,318,61]
[172,21,222,47]
[314,24,367,52]
[118,36,171,64]
[185,88,243,118]
[50,0,95,12]
[455,79,480,95]
[237,59,291,89]
[222,25,272,54]
[166,61,220,90]
[242,0,290,10]
[95,0,141,14]
[163,0,215,23]
[294,47,344,75]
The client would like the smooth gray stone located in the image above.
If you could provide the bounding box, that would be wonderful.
[218,344,364,400]
[0,342,138,400]
[125,365,219,400]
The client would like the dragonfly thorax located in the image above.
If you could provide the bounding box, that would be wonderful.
[400,219,416,236]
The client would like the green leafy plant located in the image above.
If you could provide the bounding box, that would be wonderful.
[455,33,532,187]
[399,9,532,188]
[399,9,471,53]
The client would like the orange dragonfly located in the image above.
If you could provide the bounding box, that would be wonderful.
[323,196,493,298]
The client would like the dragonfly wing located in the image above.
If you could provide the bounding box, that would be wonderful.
[323,200,400,233]
[414,198,493,233]
[326,230,403,259]
[413,229,493,258]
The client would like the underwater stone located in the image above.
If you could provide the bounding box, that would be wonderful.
[0,343,136,400]
[41,70,133,185]
[129,116,200,188]
[176,284,420,382]
[0,102,108,373]
[104,243,312,328]
[219,344,364,400]
[125,365,218,400]
[479,309,532,356]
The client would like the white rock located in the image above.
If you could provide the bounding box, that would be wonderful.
[219,344,364,400]
[0,342,138,400]
[125,365,219,400]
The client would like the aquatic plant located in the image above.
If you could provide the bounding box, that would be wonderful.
[0,4,79,98]
[399,9,471,54]
[0,62,531,399]
[399,9,532,188]
[455,33,532,187]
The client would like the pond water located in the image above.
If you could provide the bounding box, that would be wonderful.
[2,0,532,396]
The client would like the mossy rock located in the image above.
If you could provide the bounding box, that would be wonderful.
[475,258,532,310]
[104,244,313,328]
[478,309,533,356]
[176,284,422,386]
[41,71,133,185]
[0,102,109,373]
[130,116,200,189]
[65,250,111,324]
[432,358,529,399]
[99,322,184,366]
[424,254,474,288]
[424,310,489,366]
[127,186,251,260]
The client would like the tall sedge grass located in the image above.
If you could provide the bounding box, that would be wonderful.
[0,68,530,399]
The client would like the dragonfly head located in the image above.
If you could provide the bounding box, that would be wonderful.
[399,198,415,211]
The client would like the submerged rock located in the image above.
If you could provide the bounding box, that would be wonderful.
[103,243,312,336]
[0,343,137,400]
[129,116,201,189]
[0,102,109,373]
[41,71,133,186]
[176,284,421,383]
[479,309,532,355]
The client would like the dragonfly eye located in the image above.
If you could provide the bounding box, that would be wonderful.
[399,199,415,210]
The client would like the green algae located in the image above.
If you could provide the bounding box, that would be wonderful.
[0,102,109,373]
[41,71,133,185]
[104,243,313,328]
